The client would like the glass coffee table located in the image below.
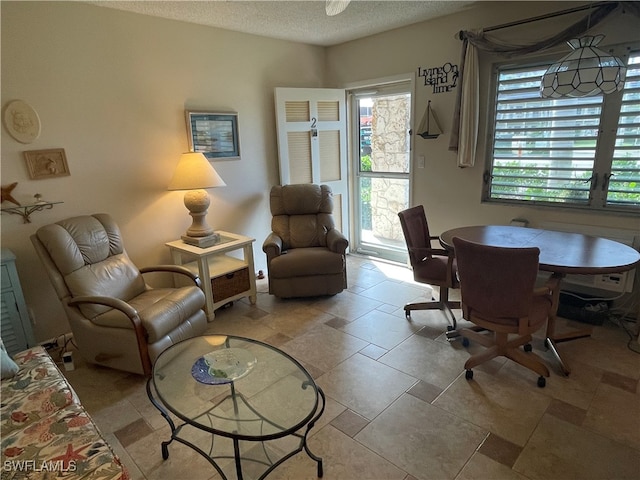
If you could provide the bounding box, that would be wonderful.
[146,335,325,479]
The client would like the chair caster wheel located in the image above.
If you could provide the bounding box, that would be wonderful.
[465,369,473,380]
[524,344,532,352]
[462,337,470,348]
[537,376,546,388]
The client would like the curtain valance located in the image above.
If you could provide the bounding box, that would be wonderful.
[449,1,639,168]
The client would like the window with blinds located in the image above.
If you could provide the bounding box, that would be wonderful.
[486,47,640,213]
[609,53,640,207]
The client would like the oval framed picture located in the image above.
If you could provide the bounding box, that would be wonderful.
[3,100,41,144]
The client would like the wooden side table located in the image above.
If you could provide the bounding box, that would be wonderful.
[166,232,257,322]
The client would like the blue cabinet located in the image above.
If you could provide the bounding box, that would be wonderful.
[1,248,35,355]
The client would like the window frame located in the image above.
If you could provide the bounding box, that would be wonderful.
[349,79,413,263]
[482,40,640,215]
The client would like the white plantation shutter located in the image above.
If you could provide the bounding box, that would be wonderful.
[608,53,640,207]
[487,48,640,212]
[319,130,341,182]
[286,131,312,184]
[285,101,310,122]
[490,64,602,204]
[274,88,349,236]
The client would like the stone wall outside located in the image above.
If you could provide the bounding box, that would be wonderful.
[369,95,410,242]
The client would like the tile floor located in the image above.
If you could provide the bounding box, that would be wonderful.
[61,254,640,480]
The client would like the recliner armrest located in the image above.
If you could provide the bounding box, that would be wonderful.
[327,228,348,254]
[68,295,141,324]
[263,233,283,262]
[140,265,201,287]
[68,295,150,375]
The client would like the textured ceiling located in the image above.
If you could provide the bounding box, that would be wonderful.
[89,1,476,46]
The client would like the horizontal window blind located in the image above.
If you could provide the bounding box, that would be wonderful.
[608,53,640,207]
[491,65,603,204]
[487,47,640,212]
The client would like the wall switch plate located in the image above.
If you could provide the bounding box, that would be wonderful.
[417,155,425,168]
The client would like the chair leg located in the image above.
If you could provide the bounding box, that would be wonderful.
[443,303,458,332]
[460,328,494,348]
[506,347,550,378]
[404,299,455,325]
[504,333,532,350]
[462,329,550,385]
[450,324,485,341]
[405,287,460,336]
[440,287,459,331]
[464,345,500,370]
[404,301,441,313]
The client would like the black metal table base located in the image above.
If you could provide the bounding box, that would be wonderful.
[146,379,325,479]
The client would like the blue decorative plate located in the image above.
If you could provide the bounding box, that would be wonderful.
[191,348,257,385]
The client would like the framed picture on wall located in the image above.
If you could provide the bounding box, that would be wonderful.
[23,148,70,179]
[185,111,240,160]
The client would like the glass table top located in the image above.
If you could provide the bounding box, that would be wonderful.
[152,335,319,439]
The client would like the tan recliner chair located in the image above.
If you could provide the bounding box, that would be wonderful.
[263,184,348,298]
[31,213,207,375]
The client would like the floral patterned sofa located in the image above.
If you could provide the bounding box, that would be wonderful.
[1,346,127,480]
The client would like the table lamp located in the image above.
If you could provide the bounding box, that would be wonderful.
[168,152,226,248]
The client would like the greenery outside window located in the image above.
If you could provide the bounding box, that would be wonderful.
[484,45,640,213]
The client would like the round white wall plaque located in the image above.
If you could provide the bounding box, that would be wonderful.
[3,100,41,144]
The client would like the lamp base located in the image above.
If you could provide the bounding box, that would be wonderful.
[181,232,221,248]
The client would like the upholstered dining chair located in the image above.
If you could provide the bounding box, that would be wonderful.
[453,237,558,388]
[398,205,460,336]
[263,183,348,298]
[31,213,207,375]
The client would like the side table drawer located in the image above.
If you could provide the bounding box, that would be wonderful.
[212,267,250,303]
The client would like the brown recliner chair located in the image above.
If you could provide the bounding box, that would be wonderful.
[453,237,558,388]
[31,213,207,375]
[263,184,348,298]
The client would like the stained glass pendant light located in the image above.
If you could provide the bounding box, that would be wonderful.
[326,0,350,16]
[540,34,626,98]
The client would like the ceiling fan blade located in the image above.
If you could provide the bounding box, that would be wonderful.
[326,0,351,16]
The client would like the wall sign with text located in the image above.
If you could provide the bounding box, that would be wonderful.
[417,63,459,93]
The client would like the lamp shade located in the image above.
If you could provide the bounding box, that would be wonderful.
[167,152,226,191]
[540,35,627,98]
[326,0,350,16]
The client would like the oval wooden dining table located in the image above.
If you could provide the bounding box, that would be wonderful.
[440,225,640,375]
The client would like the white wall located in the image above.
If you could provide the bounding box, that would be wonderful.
[1,1,325,341]
[326,1,640,237]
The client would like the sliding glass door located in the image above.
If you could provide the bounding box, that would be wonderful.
[350,82,412,263]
